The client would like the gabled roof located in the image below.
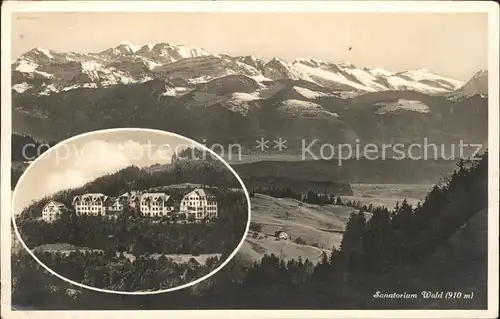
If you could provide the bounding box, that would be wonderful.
[73,193,109,204]
[194,188,207,197]
[140,193,171,202]
[43,200,68,211]
[185,188,216,199]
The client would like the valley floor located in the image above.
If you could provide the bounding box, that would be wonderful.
[341,183,432,210]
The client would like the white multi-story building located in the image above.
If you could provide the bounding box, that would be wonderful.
[140,193,175,217]
[69,189,217,221]
[180,188,218,221]
[72,193,109,216]
[41,201,69,223]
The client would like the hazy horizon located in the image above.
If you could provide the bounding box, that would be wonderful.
[11,12,488,81]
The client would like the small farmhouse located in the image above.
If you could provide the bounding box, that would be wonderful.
[180,188,218,221]
[42,201,69,222]
[140,193,175,217]
[275,230,289,240]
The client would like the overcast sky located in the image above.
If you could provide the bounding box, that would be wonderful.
[11,12,488,81]
[12,130,200,214]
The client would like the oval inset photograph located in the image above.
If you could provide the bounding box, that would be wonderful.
[12,128,250,294]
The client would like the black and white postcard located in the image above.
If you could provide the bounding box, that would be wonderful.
[1,1,499,318]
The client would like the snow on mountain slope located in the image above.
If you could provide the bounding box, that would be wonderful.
[229,92,261,102]
[80,61,106,80]
[140,57,162,71]
[38,84,59,96]
[291,61,373,92]
[119,41,141,53]
[223,92,262,115]
[340,67,389,91]
[15,60,54,79]
[292,86,333,99]
[11,41,468,99]
[400,69,463,89]
[263,57,299,81]
[370,68,394,77]
[185,85,262,115]
[277,99,340,118]
[15,61,38,73]
[77,61,137,86]
[385,69,463,93]
[13,83,32,94]
[138,42,211,63]
[159,55,262,85]
[249,74,274,83]
[235,55,266,70]
[36,48,54,59]
[270,58,463,95]
[375,99,430,114]
[161,86,192,97]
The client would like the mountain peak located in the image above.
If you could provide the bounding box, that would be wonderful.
[148,42,210,60]
[472,69,488,79]
[450,69,488,99]
[269,57,287,64]
[118,41,141,53]
[114,41,141,54]
[22,47,55,60]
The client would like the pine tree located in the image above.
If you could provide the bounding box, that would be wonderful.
[340,212,366,269]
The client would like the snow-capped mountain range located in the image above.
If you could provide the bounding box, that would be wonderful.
[11,42,487,152]
[12,41,478,98]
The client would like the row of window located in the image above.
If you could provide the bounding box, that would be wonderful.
[182,201,217,206]
[74,201,105,205]
[187,212,218,218]
[76,207,103,211]
[75,205,104,208]
[141,206,173,211]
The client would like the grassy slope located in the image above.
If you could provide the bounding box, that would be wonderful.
[239,194,358,263]
[240,238,330,264]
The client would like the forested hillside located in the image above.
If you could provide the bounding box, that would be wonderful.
[12,153,488,309]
